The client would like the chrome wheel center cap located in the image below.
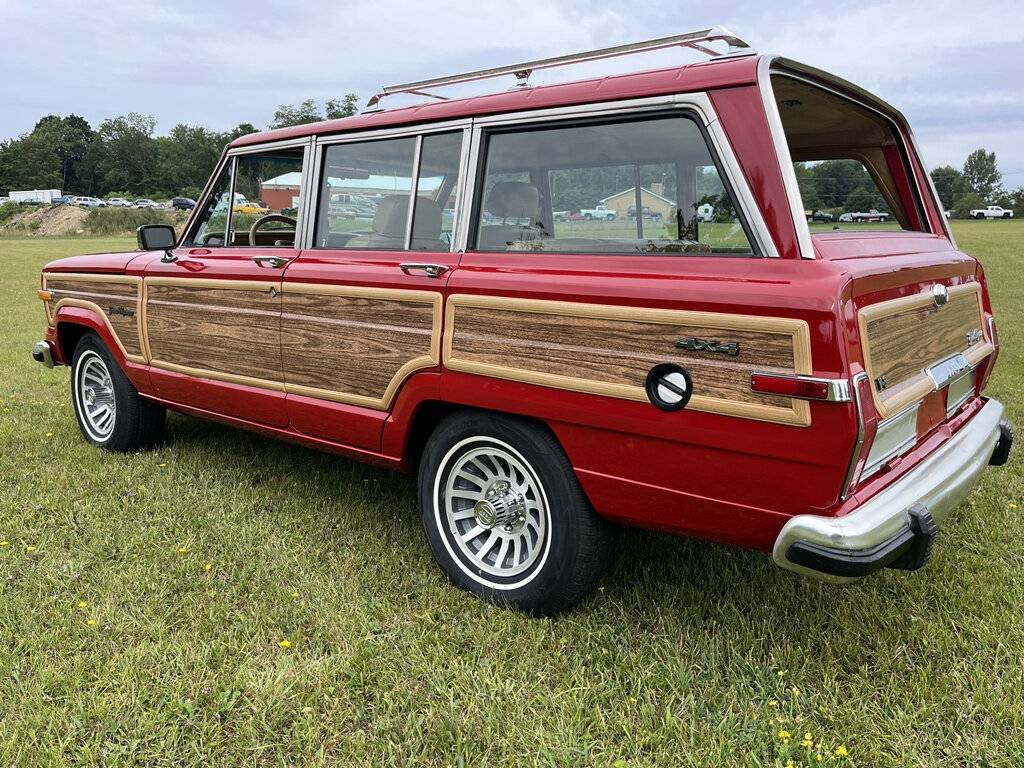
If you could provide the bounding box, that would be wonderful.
[473,481,527,531]
[84,387,96,406]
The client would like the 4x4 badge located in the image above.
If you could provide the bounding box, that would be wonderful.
[966,328,983,346]
[676,337,740,357]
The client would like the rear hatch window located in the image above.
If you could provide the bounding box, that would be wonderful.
[772,74,929,235]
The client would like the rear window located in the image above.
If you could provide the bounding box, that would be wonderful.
[773,74,928,234]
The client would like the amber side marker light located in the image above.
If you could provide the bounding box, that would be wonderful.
[750,373,832,401]
[38,290,53,302]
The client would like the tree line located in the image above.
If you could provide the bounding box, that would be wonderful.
[0,97,358,200]
[796,150,1022,218]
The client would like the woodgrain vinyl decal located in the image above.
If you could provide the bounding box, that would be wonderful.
[43,274,145,362]
[859,283,993,418]
[444,295,813,426]
[145,278,284,388]
[281,283,441,408]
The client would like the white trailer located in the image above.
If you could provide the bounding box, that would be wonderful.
[9,189,62,204]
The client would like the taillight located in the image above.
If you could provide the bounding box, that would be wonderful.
[749,373,849,402]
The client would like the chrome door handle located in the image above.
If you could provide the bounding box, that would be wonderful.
[399,263,450,278]
[252,256,290,268]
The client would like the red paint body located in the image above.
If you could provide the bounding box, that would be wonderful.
[41,55,997,554]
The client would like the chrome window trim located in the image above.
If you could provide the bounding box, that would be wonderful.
[179,149,229,246]
[313,118,474,148]
[758,56,816,260]
[226,135,315,155]
[462,93,779,258]
[840,371,868,501]
[403,136,424,251]
[452,127,475,254]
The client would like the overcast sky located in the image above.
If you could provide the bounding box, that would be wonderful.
[2,0,1022,188]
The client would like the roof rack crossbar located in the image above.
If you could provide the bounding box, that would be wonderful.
[364,26,753,112]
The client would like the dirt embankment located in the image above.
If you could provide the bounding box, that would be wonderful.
[0,205,89,236]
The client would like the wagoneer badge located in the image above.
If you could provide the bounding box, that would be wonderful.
[966,328,984,346]
[108,305,135,318]
[676,337,740,357]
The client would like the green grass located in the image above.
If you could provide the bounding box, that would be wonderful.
[1,223,1023,766]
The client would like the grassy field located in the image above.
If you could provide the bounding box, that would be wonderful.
[1,222,1022,766]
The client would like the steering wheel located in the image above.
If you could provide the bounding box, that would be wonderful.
[249,214,297,246]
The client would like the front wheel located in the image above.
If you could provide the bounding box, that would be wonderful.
[71,333,165,451]
[418,412,613,616]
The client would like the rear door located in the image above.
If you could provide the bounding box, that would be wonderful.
[443,104,852,543]
[144,143,308,427]
[280,127,467,449]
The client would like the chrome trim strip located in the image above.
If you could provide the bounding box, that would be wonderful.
[226,135,313,155]
[314,118,474,147]
[404,135,424,251]
[946,367,976,418]
[297,137,317,249]
[775,398,1005,582]
[749,372,852,401]
[757,56,815,259]
[841,371,869,501]
[861,402,919,480]
[453,126,476,254]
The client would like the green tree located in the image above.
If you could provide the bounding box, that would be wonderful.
[930,165,969,211]
[952,191,985,219]
[87,113,157,195]
[154,124,224,196]
[962,148,1002,201]
[269,96,361,129]
[793,162,822,211]
[325,94,360,119]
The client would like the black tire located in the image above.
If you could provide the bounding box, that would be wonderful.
[71,332,165,451]
[1003,213,1011,219]
[418,411,613,616]
[975,212,985,219]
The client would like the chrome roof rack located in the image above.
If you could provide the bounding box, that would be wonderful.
[364,26,754,112]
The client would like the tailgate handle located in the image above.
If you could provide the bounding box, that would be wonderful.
[400,263,449,279]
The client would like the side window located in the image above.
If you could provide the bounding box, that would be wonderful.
[186,165,232,247]
[229,148,304,247]
[314,132,462,252]
[473,114,755,256]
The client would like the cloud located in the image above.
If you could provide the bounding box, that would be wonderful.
[1,0,1021,187]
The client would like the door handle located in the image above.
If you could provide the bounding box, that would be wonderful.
[399,263,450,278]
[252,256,291,268]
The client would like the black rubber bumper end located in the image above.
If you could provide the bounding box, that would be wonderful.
[31,348,44,364]
[786,504,938,579]
[990,419,1013,466]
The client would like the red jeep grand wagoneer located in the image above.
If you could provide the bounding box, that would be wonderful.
[33,28,1012,615]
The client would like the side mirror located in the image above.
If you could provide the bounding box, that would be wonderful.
[137,224,177,251]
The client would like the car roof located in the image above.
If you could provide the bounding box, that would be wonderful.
[230,55,761,148]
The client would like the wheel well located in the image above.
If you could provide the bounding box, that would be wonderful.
[404,402,561,472]
[57,322,91,361]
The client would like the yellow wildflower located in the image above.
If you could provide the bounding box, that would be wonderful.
[0,540,9,547]
[777,670,786,677]
[1010,503,1019,509]
[86,618,97,626]
[279,639,292,648]
[204,563,213,572]
[791,686,801,697]
[768,699,779,707]
[291,591,300,598]
[177,546,187,554]
[46,432,54,438]
[786,761,795,768]
[802,736,814,748]
[835,745,849,757]
[159,463,168,468]
[77,600,88,609]
[778,729,791,744]
[816,755,823,762]
[26,545,36,553]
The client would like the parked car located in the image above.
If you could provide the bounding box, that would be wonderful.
[233,200,271,215]
[579,204,617,220]
[806,210,833,222]
[970,205,1013,220]
[0,196,13,205]
[171,197,196,211]
[627,205,664,221]
[32,30,1011,616]
[106,198,132,207]
[840,210,890,223]
[133,199,160,208]
[70,196,106,208]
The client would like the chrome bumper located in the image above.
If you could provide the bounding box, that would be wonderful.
[32,340,55,368]
[773,398,1007,582]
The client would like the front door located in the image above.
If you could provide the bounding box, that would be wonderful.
[280,130,466,449]
[144,146,306,427]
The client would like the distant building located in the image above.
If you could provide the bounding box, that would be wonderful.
[599,186,677,218]
[260,171,414,212]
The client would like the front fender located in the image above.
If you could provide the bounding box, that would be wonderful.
[54,305,151,392]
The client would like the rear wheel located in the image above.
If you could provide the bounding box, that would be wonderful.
[975,212,986,219]
[418,412,613,616]
[71,333,165,451]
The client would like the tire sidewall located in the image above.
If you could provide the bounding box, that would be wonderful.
[418,414,590,611]
[71,334,130,450]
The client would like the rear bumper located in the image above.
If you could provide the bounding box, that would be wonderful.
[773,398,1010,582]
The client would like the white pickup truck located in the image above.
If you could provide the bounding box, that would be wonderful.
[970,205,1014,220]
[579,204,617,220]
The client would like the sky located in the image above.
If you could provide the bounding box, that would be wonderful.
[2,0,1022,189]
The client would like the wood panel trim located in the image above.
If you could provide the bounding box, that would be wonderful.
[858,282,994,419]
[444,294,813,427]
[281,281,442,409]
[43,273,146,363]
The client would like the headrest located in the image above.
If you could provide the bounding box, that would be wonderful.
[486,181,538,220]
[372,195,411,237]
[372,195,443,240]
